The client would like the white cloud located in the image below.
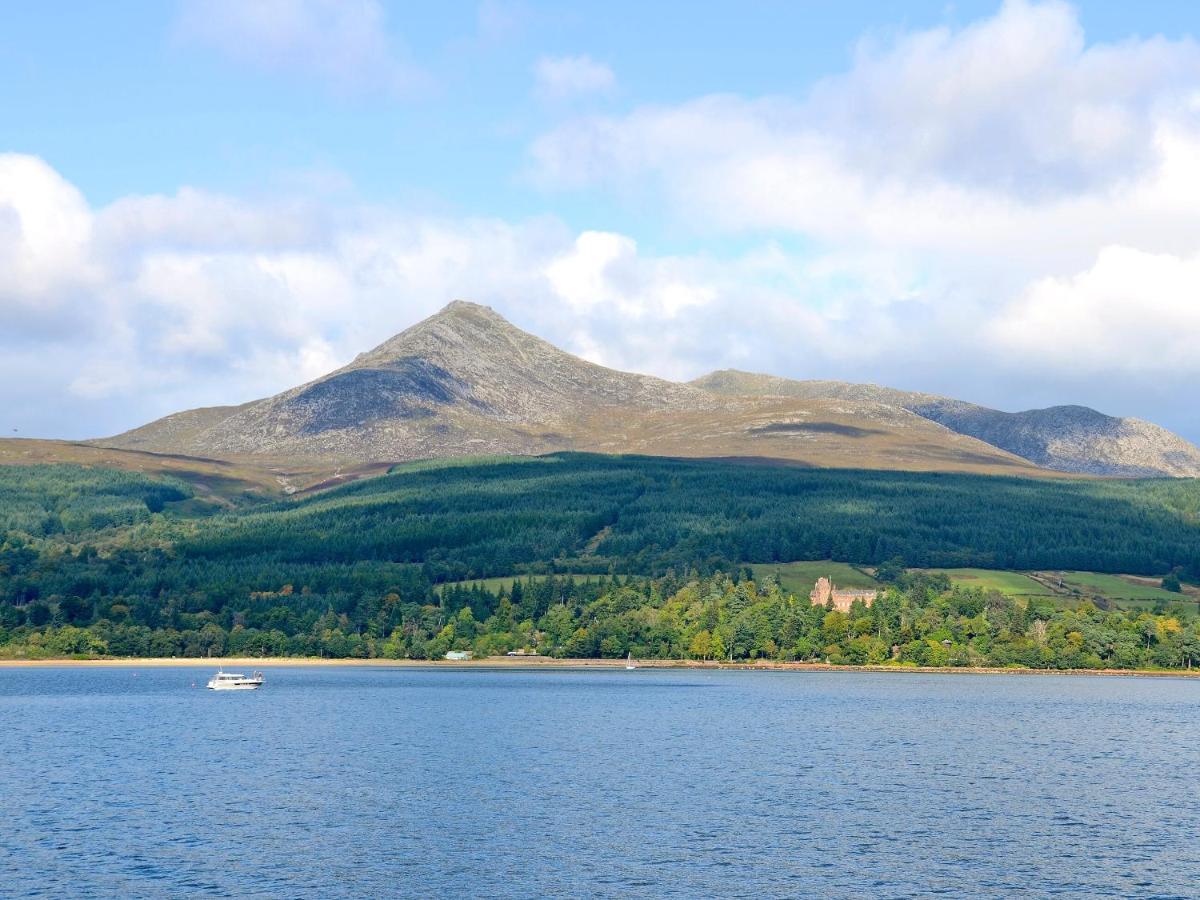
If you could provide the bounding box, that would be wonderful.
[0,154,921,438]
[990,245,1200,373]
[4,148,1200,441]
[528,0,1200,282]
[811,0,1200,194]
[175,0,425,94]
[0,154,95,307]
[523,0,1200,432]
[533,55,615,100]
[546,231,639,313]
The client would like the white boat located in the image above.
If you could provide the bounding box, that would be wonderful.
[206,669,265,691]
[626,652,637,670]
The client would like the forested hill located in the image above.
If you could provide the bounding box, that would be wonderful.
[2,454,1199,660]
[4,453,1200,580]
[167,453,1200,578]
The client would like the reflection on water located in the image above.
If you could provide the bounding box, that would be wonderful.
[1,667,1197,898]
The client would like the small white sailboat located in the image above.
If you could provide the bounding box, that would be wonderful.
[626,651,637,670]
[206,669,265,691]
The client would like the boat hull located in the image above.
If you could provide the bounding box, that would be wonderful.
[207,682,263,690]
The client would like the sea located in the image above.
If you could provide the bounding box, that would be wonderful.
[1,666,1197,899]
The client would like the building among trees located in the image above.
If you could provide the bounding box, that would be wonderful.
[810,576,877,613]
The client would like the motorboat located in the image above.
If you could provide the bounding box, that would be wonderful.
[206,669,265,690]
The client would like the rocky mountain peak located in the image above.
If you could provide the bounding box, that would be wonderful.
[337,300,708,422]
[94,304,1200,477]
[348,300,529,369]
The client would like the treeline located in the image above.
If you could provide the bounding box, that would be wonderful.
[4,569,1200,671]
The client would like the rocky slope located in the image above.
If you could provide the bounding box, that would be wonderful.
[94,302,1200,477]
[97,302,1041,475]
[692,370,1200,477]
[106,302,718,462]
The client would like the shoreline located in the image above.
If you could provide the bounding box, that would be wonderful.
[0,656,1196,678]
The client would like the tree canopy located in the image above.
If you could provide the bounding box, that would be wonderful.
[1,454,1198,665]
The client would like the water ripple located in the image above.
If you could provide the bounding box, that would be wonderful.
[1,667,1198,898]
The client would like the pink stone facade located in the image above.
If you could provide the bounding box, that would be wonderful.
[809,576,877,613]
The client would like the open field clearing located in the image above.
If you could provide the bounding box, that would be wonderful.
[1043,571,1193,603]
[921,568,1054,597]
[750,561,878,597]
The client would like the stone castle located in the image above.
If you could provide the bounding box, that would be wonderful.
[809,576,877,613]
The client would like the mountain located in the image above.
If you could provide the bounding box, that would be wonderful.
[91,301,1200,478]
[96,302,1038,475]
[691,370,1200,477]
[103,301,714,462]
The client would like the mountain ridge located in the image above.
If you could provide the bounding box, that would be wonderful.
[691,369,1200,477]
[93,302,1200,478]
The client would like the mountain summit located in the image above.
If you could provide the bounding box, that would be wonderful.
[102,301,716,463]
[347,300,709,421]
[97,302,1200,477]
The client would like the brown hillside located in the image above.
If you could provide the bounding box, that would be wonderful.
[90,302,1045,476]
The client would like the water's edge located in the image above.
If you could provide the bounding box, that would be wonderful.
[2,656,1198,678]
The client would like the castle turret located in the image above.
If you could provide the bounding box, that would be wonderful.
[810,577,833,607]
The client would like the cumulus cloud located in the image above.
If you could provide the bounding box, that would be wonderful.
[811,0,1200,195]
[175,0,425,94]
[524,0,1200,435]
[533,55,615,100]
[0,155,95,310]
[9,0,1200,446]
[534,1,1200,196]
[535,2,1200,272]
[530,3,1200,275]
[990,246,1200,373]
[3,149,1199,443]
[0,153,940,438]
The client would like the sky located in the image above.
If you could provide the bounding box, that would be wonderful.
[3,0,1200,441]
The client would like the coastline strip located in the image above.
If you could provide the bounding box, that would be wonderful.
[1,656,1197,677]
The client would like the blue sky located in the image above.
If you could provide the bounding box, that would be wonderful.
[7,2,1196,217]
[3,0,1200,441]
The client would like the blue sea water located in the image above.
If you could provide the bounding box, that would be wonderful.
[1,667,1197,899]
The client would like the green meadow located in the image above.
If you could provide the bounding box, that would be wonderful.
[1049,571,1191,603]
[749,561,879,598]
[750,562,1192,610]
[919,568,1053,597]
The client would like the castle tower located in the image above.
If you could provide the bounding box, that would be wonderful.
[810,576,833,607]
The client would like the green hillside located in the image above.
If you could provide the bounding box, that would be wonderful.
[1050,571,1190,603]
[921,568,1052,597]
[1,453,1198,660]
[177,452,1200,578]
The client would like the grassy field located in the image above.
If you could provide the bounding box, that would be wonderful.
[1045,571,1191,602]
[750,561,878,598]
[367,554,1200,614]
[920,568,1054,597]
[451,563,1058,602]
[753,562,1194,609]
